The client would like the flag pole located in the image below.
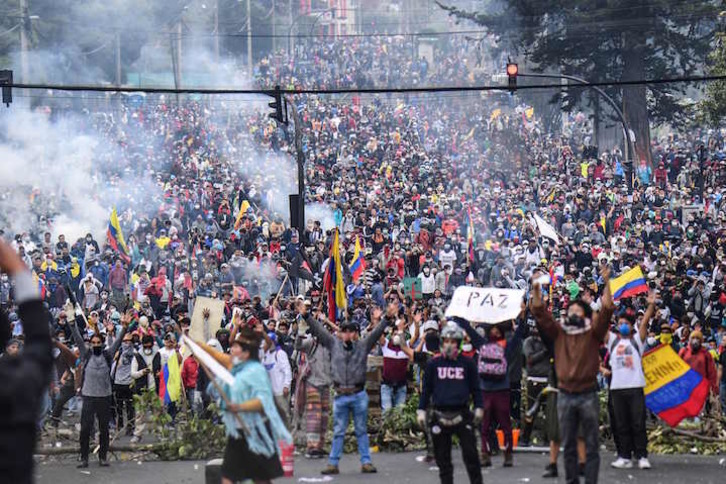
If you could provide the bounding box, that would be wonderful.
[196,357,249,435]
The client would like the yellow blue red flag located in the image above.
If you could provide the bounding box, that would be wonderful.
[107,208,130,262]
[323,229,347,322]
[609,266,648,301]
[642,344,709,427]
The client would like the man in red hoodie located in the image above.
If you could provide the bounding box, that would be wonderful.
[181,353,199,414]
[679,330,719,405]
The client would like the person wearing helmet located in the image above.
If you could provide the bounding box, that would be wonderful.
[417,321,483,484]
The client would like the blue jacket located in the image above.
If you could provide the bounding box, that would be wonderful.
[419,353,482,410]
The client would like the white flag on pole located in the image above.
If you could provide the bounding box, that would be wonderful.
[182,335,235,386]
[533,213,560,244]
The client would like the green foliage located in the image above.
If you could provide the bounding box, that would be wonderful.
[700,28,726,126]
[133,389,226,461]
[375,394,427,452]
[437,0,720,129]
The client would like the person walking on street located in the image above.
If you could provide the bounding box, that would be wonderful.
[130,335,160,443]
[298,301,394,475]
[418,321,483,484]
[112,331,136,435]
[67,302,130,468]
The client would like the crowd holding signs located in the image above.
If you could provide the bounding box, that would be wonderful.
[0,32,725,484]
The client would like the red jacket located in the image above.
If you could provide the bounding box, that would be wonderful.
[181,356,198,390]
[679,346,719,395]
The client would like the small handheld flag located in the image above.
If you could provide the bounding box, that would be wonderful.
[609,266,648,301]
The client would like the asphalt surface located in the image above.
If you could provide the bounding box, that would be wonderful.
[36,450,726,484]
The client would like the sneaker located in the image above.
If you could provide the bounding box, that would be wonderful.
[503,450,513,468]
[321,464,339,475]
[76,460,89,469]
[611,457,633,469]
[361,463,377,473]
[305,449,325,459]
[638,457,651,469]
[99,458,110,467]
[424,454,435,463]
[480,452,492,468]
[542,463,558,478]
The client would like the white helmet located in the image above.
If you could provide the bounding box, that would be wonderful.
[441,322,464,341]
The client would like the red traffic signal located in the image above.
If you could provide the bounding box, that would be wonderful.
[506,62,518,92]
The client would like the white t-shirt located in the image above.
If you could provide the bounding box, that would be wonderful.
[607,332,646,390]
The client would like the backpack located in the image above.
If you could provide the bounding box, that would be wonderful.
[478,343,508,380]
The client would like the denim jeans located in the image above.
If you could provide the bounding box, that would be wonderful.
[558,390,600,484]
[381,383,407,413]
[329,390,371,466]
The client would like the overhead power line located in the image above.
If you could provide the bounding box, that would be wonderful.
[4,74,726,97]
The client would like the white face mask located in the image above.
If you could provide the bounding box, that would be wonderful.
[144,348,153,355]
[392,335,402,346]
[461,343,473,352]
[646,336,657,347]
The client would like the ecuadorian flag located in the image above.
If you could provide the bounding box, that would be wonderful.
[107,208,130,263]
[349,236,365,282]
[609,266,648,301]
[323,229,347,323]
[643,344,709,427]
[159,351,182,405]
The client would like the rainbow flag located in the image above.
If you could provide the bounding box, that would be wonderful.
[643,344,709,427]
[609,266,648,300]
[159,351,182,405]
[349,236,365,281]
[323,229,347,323]
[107,207,130,262]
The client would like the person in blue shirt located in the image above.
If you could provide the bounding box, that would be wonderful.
[418,322,483,484]
[453,306,528,468]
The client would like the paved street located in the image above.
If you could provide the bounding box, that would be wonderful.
[36,451,726,484]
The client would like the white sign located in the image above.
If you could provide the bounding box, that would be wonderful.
[445,286,525,324]
[533,213,560,244]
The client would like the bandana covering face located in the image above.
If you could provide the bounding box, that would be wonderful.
[559,315,592,335]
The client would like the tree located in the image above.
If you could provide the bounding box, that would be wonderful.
[700,13,726,126]
[438,0,720,165]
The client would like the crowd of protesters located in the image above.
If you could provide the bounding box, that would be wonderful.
[0,32,725,481]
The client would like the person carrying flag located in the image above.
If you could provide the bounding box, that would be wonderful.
[297,300,395,476]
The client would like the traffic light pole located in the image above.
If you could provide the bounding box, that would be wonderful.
[518,72,636,193]
[288,99,305,235]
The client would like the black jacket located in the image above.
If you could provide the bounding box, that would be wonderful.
[0,299,53,484]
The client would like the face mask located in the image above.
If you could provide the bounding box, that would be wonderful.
[344,341,354,350]
[232,356,242,366]
[660,333,673,345]
[618,323,631,337]
[424,333,440,353]
[567,315,585,328]
[462,343,473,352]
[392,335,402,346]
[143,347,153,355]
[690,339,701,351]
[646,336,656,346]
[442,341,459,359]
[122,342,133,350]
[92,346,103,356]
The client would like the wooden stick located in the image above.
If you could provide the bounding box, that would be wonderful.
[272,273,290,308]
[197,358,249,436]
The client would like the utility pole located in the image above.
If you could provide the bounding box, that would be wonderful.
[247,0,252,77]
[289,99,305,235]
[271,0,276,53]
[19,0,29,98]
[115,32,122,86]
[214,0,220,64]
[288,0,293,56]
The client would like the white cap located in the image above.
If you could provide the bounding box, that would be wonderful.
[422,320,439,333]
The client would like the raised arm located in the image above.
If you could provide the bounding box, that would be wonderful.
[106,310,131,357]
[364,305,395,352]
[452,316,486,349]
[593,265,615,341]
[301,302,335,349]
[528,283,559,341]
[65,301,88,359]
[638,291,656,342]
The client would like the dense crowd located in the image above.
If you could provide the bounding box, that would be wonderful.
[0,31,725,483]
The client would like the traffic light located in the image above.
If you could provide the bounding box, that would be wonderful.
[0,70,12,107]
[506,62,518,92]
[268,85,287,125]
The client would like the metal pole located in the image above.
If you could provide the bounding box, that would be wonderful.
[214,0,220,63]
[19,0,29,99]
[247,0,252,77]
[519,72,636,192]
[271,0,276,53]
[289,99,305,233]
[288,0,293,56]
[115,32,122,86]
